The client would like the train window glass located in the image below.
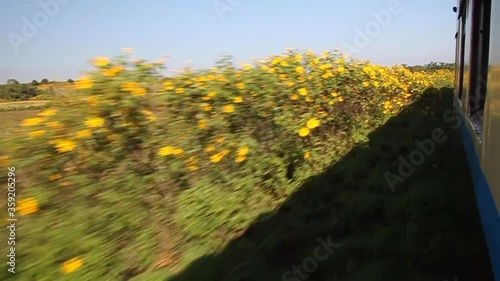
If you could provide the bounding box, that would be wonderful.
[456,0,467,102]
[457,14,466,101]
[468,0,490,142]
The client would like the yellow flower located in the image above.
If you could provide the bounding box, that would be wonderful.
[103,66,124,77]
[306,118,320,129]
[304,152,310,159]
[268,68,276,74]
[233,96,243,103]
[280,61,288,67]
[141,110,157,121]
[93,56,109,67]
[38,109,57,117]
[338,96,344,102]
[319,63,332,70]
[222,105,235,113]
[158,146,174,156]
[76,130,92,139]
[296,66,305,74]
[237,146,249,156]
[163,81,174,91]
[331,92,339,97]
[260,65,269,71]
[295,54,303,62]
[61,257,83,274]
[87,96,99,106]
[175,88,185,94]
[306,97,314,103]
[290,94,299,101]
[236,83,245,90]
[131,87,147,97]
[187,165,198,171]
[220,149,230,157]
[121,82,139,91]
[49,174,62,181]
[21,117,43,127]
[103,69,115,77]
[210,153,224,163]
[121,47,134,53]
[298,88,308,96]
[18,197,39,216]
[298,127,310,137]
[45,121,63,130]
[54,140,77,153]
[284,81,295,87]
[85,117,105,128]
[201,103,212,111]
[215,137,225,144]
[172,148,184,155]
[198,119,207,129]
[235,155,246,163]
[204,146,215,152]
[28,130,46,138]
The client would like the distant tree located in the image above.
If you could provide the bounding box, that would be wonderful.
[31,79,39,86]
[40,78,49,84]
[0,83,38,100]
[6,79,19,85]
[67,79,74,83]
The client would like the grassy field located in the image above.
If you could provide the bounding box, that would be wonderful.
[0,100,49,111]
[0,110,40,139]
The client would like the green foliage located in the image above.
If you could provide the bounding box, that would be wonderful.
[1,50,456,280]
[406,62,455,72]
[0,83,39,101]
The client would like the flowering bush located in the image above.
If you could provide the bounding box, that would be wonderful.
[0,49,454,280]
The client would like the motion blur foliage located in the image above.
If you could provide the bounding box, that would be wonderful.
[405,62,455,72]
[167,87,493,281]
[0,49,460,280]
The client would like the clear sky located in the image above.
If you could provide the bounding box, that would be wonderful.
[0,0,457,83]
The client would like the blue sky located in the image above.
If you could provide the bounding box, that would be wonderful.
[0,0,457,83]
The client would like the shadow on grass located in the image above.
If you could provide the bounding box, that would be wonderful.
[166,87,494,281]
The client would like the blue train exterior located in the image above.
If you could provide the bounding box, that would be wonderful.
[454,0,500,280]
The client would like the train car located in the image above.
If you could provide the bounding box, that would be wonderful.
[453,0,500,280]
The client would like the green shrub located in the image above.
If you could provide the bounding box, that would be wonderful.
[1,49,454,280]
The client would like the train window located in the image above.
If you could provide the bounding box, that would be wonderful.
[468,0,490,142]
[456,0,467,102]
